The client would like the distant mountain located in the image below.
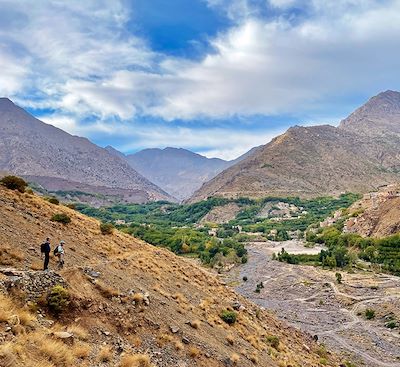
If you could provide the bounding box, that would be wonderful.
[189,91,400,202]
[0,98,173,203]
[120,147,232,201]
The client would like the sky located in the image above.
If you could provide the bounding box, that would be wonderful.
[0,0,400,160]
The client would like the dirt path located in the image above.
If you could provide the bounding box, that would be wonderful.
[226,241,400,367]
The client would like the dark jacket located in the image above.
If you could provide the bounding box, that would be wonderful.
[41,242,51,254]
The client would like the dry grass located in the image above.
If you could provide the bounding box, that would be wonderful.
[98,345,113,362]
[0,246,24,266]
[132,292,144,303]
[120,354,153,367]
[226,333,235,345]
[0,295,13,322]
[190,319,201,329]
[73,343,91,359]
[30,260,43,271]
[230,353,240,364]
[174,341,184,351]
[188,347,200,358]
[0,343,17,367]
[95,281,120,299]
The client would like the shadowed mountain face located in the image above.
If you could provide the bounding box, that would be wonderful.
[0,98,173,203]
[189,91,400,202]
[124,147,232,201]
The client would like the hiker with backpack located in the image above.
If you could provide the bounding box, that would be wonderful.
[54,240,65,269]
[40,237,51,271]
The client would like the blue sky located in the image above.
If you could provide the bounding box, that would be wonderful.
[1,0,400,159]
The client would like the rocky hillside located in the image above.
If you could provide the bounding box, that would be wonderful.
[106,147,232,201]
[0,185,340,367]
[0,98,173,203]
[189,91,400,203]
[345,184,400,237]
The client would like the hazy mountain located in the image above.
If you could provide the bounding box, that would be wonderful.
[189,91,400,202]
[122,147,232,200]
[0,98,173,203]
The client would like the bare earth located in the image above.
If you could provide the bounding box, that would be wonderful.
[227,241,400,367]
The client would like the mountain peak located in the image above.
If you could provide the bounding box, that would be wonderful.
[339,90,400,134]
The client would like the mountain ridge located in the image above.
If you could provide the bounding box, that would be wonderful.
[0,98,173,203]
[189,91,400,203]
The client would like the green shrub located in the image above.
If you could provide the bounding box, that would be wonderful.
[100,222,114,235]
[386,320,398,329]
[365,308,375,320]
[0,175,27,193]
[220,310,237,325]
[265,335,280,349]
[46,196,59,205]
[51,213,71,224]
[47,285,70,314]
[65,203,76,210]
[335,272,342,284]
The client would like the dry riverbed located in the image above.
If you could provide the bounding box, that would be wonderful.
[226,241,400,367]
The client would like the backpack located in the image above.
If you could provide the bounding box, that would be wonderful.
[53,247,59,256]
[41,243,46,253]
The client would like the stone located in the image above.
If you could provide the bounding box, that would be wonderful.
[182,336,190,344]
[53,331,74,339]
[170,326,180,334]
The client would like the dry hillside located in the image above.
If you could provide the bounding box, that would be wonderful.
[189,90,400,203]
[0,186,340,367]
[345,185,400,237]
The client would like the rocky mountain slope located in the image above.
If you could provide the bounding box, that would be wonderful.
[345,184,400,237]
[0,185,340,366]
[107,147,233,201]
[0,98,173,203]
[189,91,400,202]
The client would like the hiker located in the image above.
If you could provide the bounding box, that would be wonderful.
[40,237,51,271]
[54,240,65,269]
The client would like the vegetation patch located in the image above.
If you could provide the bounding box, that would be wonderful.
[0,175,27,192]
[51,213,71,224]
[220,310,237,325]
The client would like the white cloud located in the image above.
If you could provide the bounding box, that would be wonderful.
[2,0,400,158]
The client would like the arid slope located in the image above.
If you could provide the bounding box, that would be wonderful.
[0,186,339,367]
[189,90,400,202]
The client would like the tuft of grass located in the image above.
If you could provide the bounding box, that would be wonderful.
[100,222,114,235]
[190,319,201,329]
[73,343,91,359]
[120,354,153,367]
[226,333,235,345]
[188,347,200,358]
[230,353,240,364]
[98,346,113,362]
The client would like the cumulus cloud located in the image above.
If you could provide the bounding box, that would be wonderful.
[1,0,400,158]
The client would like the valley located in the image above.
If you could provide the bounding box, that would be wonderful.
[226,242,400,366]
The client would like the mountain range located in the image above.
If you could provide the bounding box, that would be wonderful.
[189,90,400,202]
[0,98,173,204]
[106,146,235,200]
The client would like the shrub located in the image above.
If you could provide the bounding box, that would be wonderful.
[335,272,342,284]
[0,175,27,192]
[386,320,398,329]
[265,335,280,350]
[365,308,375,320]
[100,222,114,235]
[98,346,113,362]
[47,285,70,314]
[65,203,76,210]
[45,196,59,205]
[51,213,71,224]
[220,310,237,325]
[242,276,248,282]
